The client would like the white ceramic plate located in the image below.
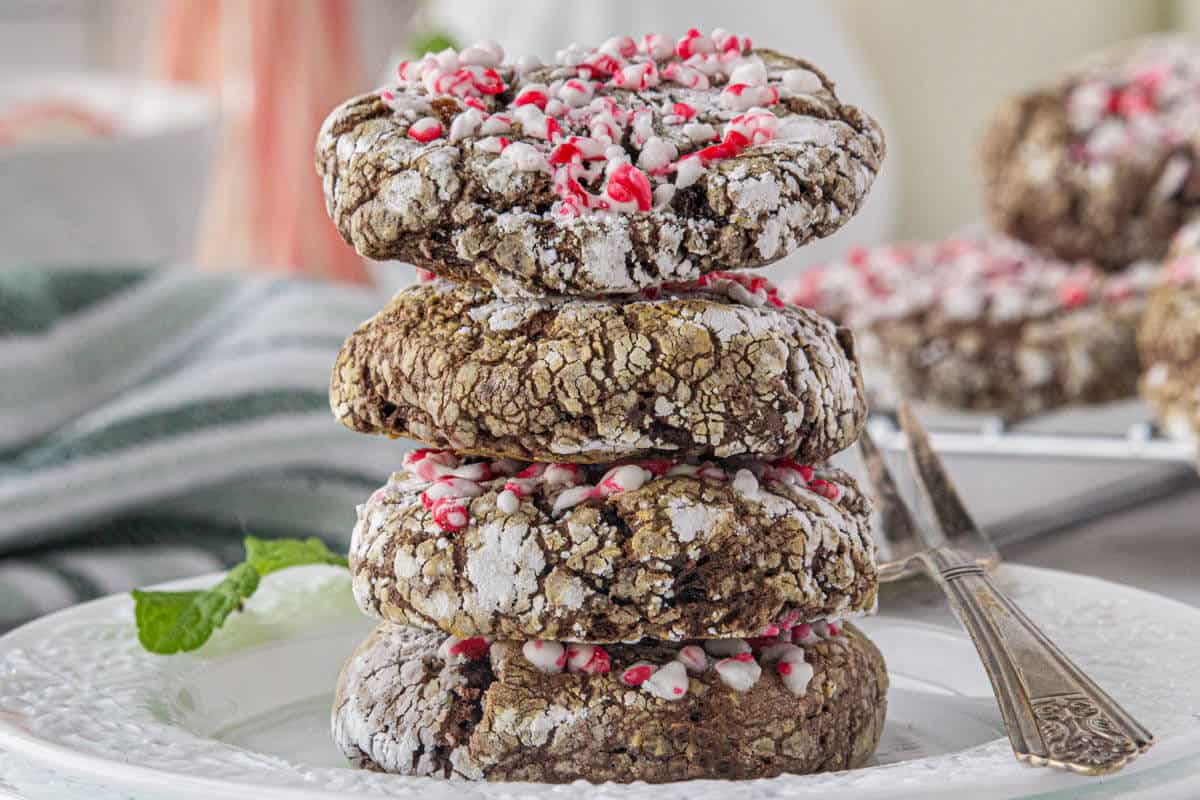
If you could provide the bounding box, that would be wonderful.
[1,564,1199,799]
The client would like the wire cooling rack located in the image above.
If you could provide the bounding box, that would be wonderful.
[860,405,1199,549]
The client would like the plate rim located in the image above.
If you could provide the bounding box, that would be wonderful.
[1,563,1198,800]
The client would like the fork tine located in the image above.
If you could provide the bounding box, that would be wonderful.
[897,402,982,546]
[857,427,921,564]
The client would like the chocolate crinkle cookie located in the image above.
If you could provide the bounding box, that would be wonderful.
[330,273,866,464]
[981,35,1200,269]
[349,449,878,643]
[783,232,1159,420]
[1140,220,1200,447]
[332,620,887,783]
[316,30,884,296]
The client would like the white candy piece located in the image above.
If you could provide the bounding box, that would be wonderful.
[599,465,650,494]
[478,116,512,136]
[758,642,804,664]
[474,136,505,154]
[558,79,594,108]
[775,653,815,695]
[496,489,519,514]
[720,84,777,112]
[437,636,468,663]
[552,485,594,515]
[676,645,708,673]
[422,477,483,500]
[501,142,551,173]
[653,184,676,209]
[732,468,759,498]
[728,59,768,87]
[638,136,678,173]
[444,461,489,480]
[704,638,751,657]
[522,640,566,673]
[782,68,823,95]
[715,655,762,692]
[448,109,482,143]
[642,33,675,61]
[542,464,579,486]
[643,660,689,700]
[565,643,598,674]
[683,122,717,143]
[458,41,503,67]
[674,156,706,189]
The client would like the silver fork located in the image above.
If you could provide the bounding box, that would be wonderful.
[859,403,1155,776]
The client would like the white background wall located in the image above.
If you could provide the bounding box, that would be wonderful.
[0,1,1190,253]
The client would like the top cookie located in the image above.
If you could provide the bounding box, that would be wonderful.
[982,35,1200,269]
[317,29,885,296]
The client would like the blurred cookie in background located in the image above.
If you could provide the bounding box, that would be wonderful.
[981,35,1200,270]
[783,232,1159,420]
[1140,220,1200,449]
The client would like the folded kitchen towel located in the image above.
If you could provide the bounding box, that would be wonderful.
[0,266,406,631]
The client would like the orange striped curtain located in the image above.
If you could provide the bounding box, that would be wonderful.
[153,0,368,283]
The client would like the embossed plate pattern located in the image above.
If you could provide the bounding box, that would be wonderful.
[0,565,1199,799]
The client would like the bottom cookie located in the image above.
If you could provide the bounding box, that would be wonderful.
[333,621,888,783]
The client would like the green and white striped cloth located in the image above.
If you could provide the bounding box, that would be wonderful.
[0,267,408,631]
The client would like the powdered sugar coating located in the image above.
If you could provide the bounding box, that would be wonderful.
[784,232,1159,419]
[331,277,866,464]
[781,233,1159,329]
[333,620,887,782]
[349,454,877,643]
[316,30,884,296]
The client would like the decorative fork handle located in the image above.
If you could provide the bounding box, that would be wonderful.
[918,546,1155,775]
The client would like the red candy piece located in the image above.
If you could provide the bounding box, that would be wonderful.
[672,102,697,120]
[514,89,549,110]
[1057,281,1091,309]
[730,652,755,663]
[776,661,794,676]
[621,664,654,687]
[745,635,779,652]
[575,647,611,675]
[637,458,675,476]
[808,479,840,500]
[605,163,653,211]
[448,637,490,660]
[431,498,469,532]
[408,119,443,143]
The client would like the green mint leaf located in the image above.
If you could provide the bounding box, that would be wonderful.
[132,563,261,655]
[409,30,458,57]
[244,536,348,576]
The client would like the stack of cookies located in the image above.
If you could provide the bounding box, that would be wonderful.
[787,35,1200,421]
[316,28,887,783]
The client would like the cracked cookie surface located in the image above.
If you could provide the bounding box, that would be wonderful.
[332,621,887,782]
[785,233,1158,420]
[981,35,1200,269]
[316,31,884,296]
[1140,221,1200,451]
[330,275,866,463]
[349,453,877,642]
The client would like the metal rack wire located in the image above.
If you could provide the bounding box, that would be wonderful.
[863,411,1200,549]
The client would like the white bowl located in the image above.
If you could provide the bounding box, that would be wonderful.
[0,74,218,268]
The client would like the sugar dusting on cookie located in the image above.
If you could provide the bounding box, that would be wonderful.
[782,232,1159,329]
